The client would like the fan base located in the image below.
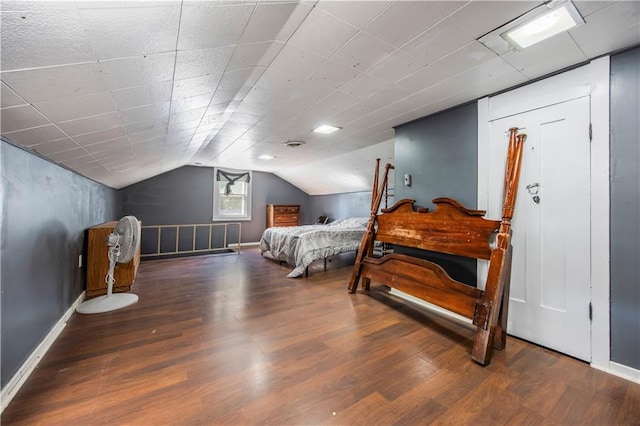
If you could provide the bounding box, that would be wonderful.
[76,293,139,314]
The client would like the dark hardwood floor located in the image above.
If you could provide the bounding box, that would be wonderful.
[3,248,639,425]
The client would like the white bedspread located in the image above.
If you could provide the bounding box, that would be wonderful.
[259,217,369,277]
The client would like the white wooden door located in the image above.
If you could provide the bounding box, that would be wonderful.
[486,96,591,361]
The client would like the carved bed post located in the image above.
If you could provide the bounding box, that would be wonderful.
[362,159,381,291]
[471,128,525,364]
[348,162,393,293]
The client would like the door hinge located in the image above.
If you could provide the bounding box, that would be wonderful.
[589,123,593,141]
[589,302,593,321]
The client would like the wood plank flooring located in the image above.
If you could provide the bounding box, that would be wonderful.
[3,248,639,425]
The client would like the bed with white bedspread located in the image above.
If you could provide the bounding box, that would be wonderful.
[259,217,369,277]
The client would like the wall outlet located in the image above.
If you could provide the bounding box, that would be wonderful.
[78,255,82,268]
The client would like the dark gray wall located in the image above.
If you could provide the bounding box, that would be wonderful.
[308,191,373,222]
[119,166,310,245]
[1,141,118,388]
[610,46,640,370]
[393,103,479,285]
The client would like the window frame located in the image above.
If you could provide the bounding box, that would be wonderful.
[212,167,252,221]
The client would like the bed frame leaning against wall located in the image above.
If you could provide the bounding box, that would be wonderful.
[348,127,526,366]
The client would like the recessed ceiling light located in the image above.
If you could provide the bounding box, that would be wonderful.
[312,125,341,134]
[258,154,275,160]
[502,1,584,49]
[283,140,305,148]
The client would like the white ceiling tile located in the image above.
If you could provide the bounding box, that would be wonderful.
[399,17,474,66]
[3,124,67,147]
[84,136,131,154]
[170,108,207,125]
[175,47,234,80]
[268,44,326,79]
[111,81,173,110]
[1,2,78,11]
[574,1,618,18]
[364,1,467,48]
[48,147,89,162]
[501,34,587,80]
[29,138,80,155]
[168,120,200,135]
[239,2,310,44]
[316,0,392,29]
[61,155,98,169]
[281,79,334,112]
[440,1,540,40]
[79,5,181,59]
[0,10,96,71]
[396,41,498,93]
[74,126,128,146]
[1,83,27,109]
[255,68,305,93]
[119,103,171,125]
[125,119,168,136]
[1,105,51,133]
[571,2,640,59]
[132,135,167,148]
[171,93,213,114]
[34,92,117,123]
[130,128,168,144]
[366,50,427,84]
[173,75,224,99]
[308,60,360,89]
[0,62,108,104]
[213,68,266,101]
[227,42,285,71]
[99,52,176,91]
[228,112,263,127]
[57,111,123,136]
[178,4,255,50]
[331,31,396,72]
[287,7,358,58]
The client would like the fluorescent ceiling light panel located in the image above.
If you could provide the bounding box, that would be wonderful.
[312,125,341,134]
[502,1,584,49]
[258,154,275,160]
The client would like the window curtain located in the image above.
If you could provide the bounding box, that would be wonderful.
[216,169,251,196]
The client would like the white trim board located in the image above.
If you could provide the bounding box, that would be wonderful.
[477,57,611,372]
[0,292,86,414]
[592,362,640,384]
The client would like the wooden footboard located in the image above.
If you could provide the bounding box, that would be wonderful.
[349,128,526,366]
[360,254,483,319]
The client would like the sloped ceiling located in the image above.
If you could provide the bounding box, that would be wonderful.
[1,1,638,195]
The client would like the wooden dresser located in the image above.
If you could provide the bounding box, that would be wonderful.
[266,204,300,228]
[86,221,141,299]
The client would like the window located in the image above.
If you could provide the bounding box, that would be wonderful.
[213,168,252,221]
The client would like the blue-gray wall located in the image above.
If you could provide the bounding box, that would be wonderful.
[393,103,479,285]
[308,191,373,222]
[119,166,310,245]
[1,140,118,388]
[610,46,640,370]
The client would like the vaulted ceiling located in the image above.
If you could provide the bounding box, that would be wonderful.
[1,1,638,194]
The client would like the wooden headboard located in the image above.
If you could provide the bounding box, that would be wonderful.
[348,128,526,366]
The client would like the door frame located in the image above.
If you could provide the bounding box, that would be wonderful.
[477,57,610,371]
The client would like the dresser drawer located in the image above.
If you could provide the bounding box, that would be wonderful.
[267,204,301,228]
[275,214,299,224]
[274,205,300,214]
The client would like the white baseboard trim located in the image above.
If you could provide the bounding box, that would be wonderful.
[231,241,260,247]
[388,288,474,328]
[592,361,640,384]
[1,291,86,413]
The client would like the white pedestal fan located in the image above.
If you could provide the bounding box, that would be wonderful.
[76,216,141,314]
